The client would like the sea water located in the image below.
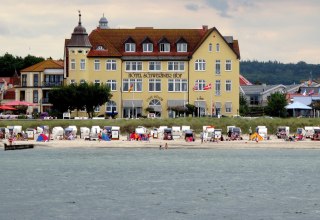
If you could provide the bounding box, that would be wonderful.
[0,147,320,220]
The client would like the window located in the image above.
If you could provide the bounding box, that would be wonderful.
[94,105,100,112]
[225,102,232,113]
[22,75,27,87]
[216,43,220,52]
[125,43,136,52]
[149,79,161,92]
[159,43,170,52]
[44,75,63,86]
[168,61,184,71]
[177,43,187,52]
[250,95,259,105]
[70,59,76,70]
[215,80,221,95]
[106,101,117,112]
[106,59,117,71]
[96,45,105,50]
[226,80,232,92]
[195,59,206,71]
[125,61,142,72]
[70,79,75,84]
[226,60,232,71]
[123,79,142,92]
[215,60,221,74]
[143,43,153,52]
[33,90,38,103]
[209,43,212,52]
[33,74,39,87]
[80,59,86,70]
[168,79,188,92]
[194,80,206,91]
[149,61,161,71]
[94,80,100,86]
[80,79,86,84]
[94,59,100,71]
[106,80,117,91]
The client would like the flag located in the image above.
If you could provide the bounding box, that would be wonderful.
[193,84,198,91]
[128,84,133,92]
[308,89,314,96]
[204,83,212,90]
[302,89,306,96]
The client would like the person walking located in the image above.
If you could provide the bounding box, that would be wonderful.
[200,132,204,144]
[249,127,252,140]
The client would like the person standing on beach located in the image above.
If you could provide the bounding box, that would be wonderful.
[200,132,204,144]
[165,143,168,149]
[249,127,252,140]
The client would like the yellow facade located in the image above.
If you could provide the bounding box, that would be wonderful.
[65,17,240,118]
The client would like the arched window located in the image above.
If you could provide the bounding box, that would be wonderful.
[208,43,212,52]
[148,99,162,117]
[216,43,220,52]
[106,101,117,112]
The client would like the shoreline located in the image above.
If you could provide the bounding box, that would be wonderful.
[2,135,320,150]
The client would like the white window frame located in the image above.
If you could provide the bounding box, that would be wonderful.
[94,80,100,86]
[216,43,220,52]
[149,61,161,71]
[215,80,221,96]
[80,79,86,84]
[195,59,206,71]
[226,80,232,92]
[168,61,185,71]
[123,79,142,92]
[177,43,187,52]
[226,60,232,71]
[106,101,117,112]
[195,80,206,91]
[168,79,188,92]
[94,105,100,112]
[225,102,232,113]
[106,60,117,71]
[125,43,136,52]
[70,59,76,70]
[94,59,100,71]
[80,59,86,70]
[209,43,213,52]
[149,79,161,92]
[159,43,170,52]
[215,60,221,75]
[125,61,143,72]
[70,79,75,84]
[143,43,153,52]
[106,80,117,91]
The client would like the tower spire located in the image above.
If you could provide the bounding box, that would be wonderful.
[78,10,82,25]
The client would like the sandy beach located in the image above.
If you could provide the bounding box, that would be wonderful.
[3,135,320,149]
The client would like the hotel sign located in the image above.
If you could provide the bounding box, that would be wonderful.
[128,72,183,79]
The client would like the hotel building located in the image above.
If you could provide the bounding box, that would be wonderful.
[64,13,240,118]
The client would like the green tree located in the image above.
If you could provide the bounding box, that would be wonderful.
[239,93,249,116]
[265,92,287,117]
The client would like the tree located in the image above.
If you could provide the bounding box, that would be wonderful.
[265,92,287,117]
[49,82,112,118]
[239,93,249,116]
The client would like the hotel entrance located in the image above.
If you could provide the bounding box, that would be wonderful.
[123,100,143,118]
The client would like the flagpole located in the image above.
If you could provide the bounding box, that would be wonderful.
[211,83,213,117]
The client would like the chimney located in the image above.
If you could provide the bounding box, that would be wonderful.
[202,25,208,31]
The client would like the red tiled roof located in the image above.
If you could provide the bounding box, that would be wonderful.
[21,59,64,72]
[86,27,240,58]
[239,74,252,86]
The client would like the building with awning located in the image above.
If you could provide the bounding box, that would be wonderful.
[62,12,240,118]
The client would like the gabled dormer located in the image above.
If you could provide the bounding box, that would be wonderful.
[124,36,136,52]
[141,37,153,52]
[158,37,170,52]
[176,37,188,52]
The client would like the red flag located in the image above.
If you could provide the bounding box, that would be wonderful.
[193,84,198,91]
[204,83,212,90]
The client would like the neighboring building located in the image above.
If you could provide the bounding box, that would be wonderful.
[0,76,19,104]
[64,13,240,118]
[15,59,64,113]
[241,84,287,107]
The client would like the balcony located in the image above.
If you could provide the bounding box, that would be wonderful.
[42,81,63,87]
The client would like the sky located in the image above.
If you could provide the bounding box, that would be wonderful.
[0,0,319,64]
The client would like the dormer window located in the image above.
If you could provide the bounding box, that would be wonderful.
[125,43,136,52]
[143,43,153,52]
[177,43,187,52]
[96,45,105,50]
[159,43,170,52]
[158,37,170,52]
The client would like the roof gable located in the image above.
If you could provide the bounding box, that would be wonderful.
[21,59,64,72]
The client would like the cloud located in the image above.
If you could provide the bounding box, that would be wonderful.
[205,0,231,17]
[185,3,200,11]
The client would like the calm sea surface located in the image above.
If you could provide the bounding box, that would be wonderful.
[0,146,320,220]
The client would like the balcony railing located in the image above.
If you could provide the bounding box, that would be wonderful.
[20,81,63,88]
